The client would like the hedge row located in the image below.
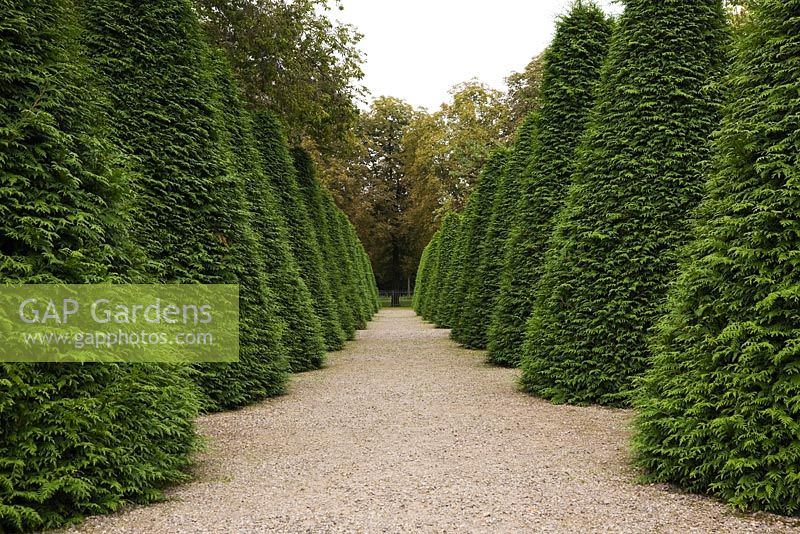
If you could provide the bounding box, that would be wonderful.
[488,6,613,367]
[415,1,613,352]
[414,0,800,515]
[0,0,377,531]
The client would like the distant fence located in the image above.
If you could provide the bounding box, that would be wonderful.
[378,290,413,308]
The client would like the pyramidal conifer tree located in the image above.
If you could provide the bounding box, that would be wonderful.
[437,210,472,328]
[322,192,357,338]
[83,0,289,410]
[0,1,197,529]
[520,0,728,406]
[418,232,442,320]
[253,111,344,351]
[634,0,800,515]
[209,53,327,371]
[466,114,538,346]
[358,247,379,316]
[331,209,367,329]
[487,2,613,367]
[413,240,434,314]
[430,212,463,327]
[452,148,509,347]
[291,147,348,350]
[344,220,372,324]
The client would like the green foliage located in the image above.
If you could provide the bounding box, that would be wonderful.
[211,54,327,371]
[429,212,463,327]
[84,0,289,410]
[0,364,199,532]
[451,149,509,348]
[322,192,357,339]
[330,208,365,331]
[292,147,348,351]
[412,241,434,313]
[466,116,537,349]
[520,0,728,406]
[417,233,442,319]
[253,111,337,367]
[0,1,197,529]
[0,0,134,285]
[487,3,613,367]
[634,0,800,515]
[343,220,372,326]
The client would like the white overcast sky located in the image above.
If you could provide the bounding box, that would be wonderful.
[334,0,624,111]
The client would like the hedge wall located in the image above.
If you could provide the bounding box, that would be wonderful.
[291,148,349,350]
[469,115,537,350]
[413,241,434,314]
[418,233,442,320]
[253,111,337,366]
[0,1,379,531]
[429,212,463,327]
[211,55,326,373]
[84,0,290,411]
[0,1,198,529]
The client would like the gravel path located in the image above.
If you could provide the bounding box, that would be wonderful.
[66,309,800,533]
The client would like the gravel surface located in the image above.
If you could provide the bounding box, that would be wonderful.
[65,308,800,533]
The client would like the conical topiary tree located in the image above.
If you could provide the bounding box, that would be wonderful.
[253,111,343,352]
[322,191,357,338]
[430,212,463,327]
[437,212,469,328]
[487,2,613,367]
[344,220,372,325]
[84,0,289,410]
[291,147,348,350]
[210,53,327,372]
[418,232,442,320]
[520,0,728,406]
[452,148,509,347]
[358,247,379,316]
[413,240,434,313]
[634,0,800,515]
[0,1,197,529]
[332,209,367,329]
[464,116,537,347]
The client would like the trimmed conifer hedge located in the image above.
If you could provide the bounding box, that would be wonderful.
[254,111,343,357]
[465,116,537,348]
[84,0,290,411]
[344,220,373,325]
[413,241,434,314]
[291,148,349,350]
[429,212,463,327]
[634,0,800,515]
[486,3,613,367]
[451,148,508,348]
[0,1,198,529]
[323,192,358,339]
[520,0,728,406]
[418,233,442,320]
[211,54,327,373]
[1,1,379,531]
